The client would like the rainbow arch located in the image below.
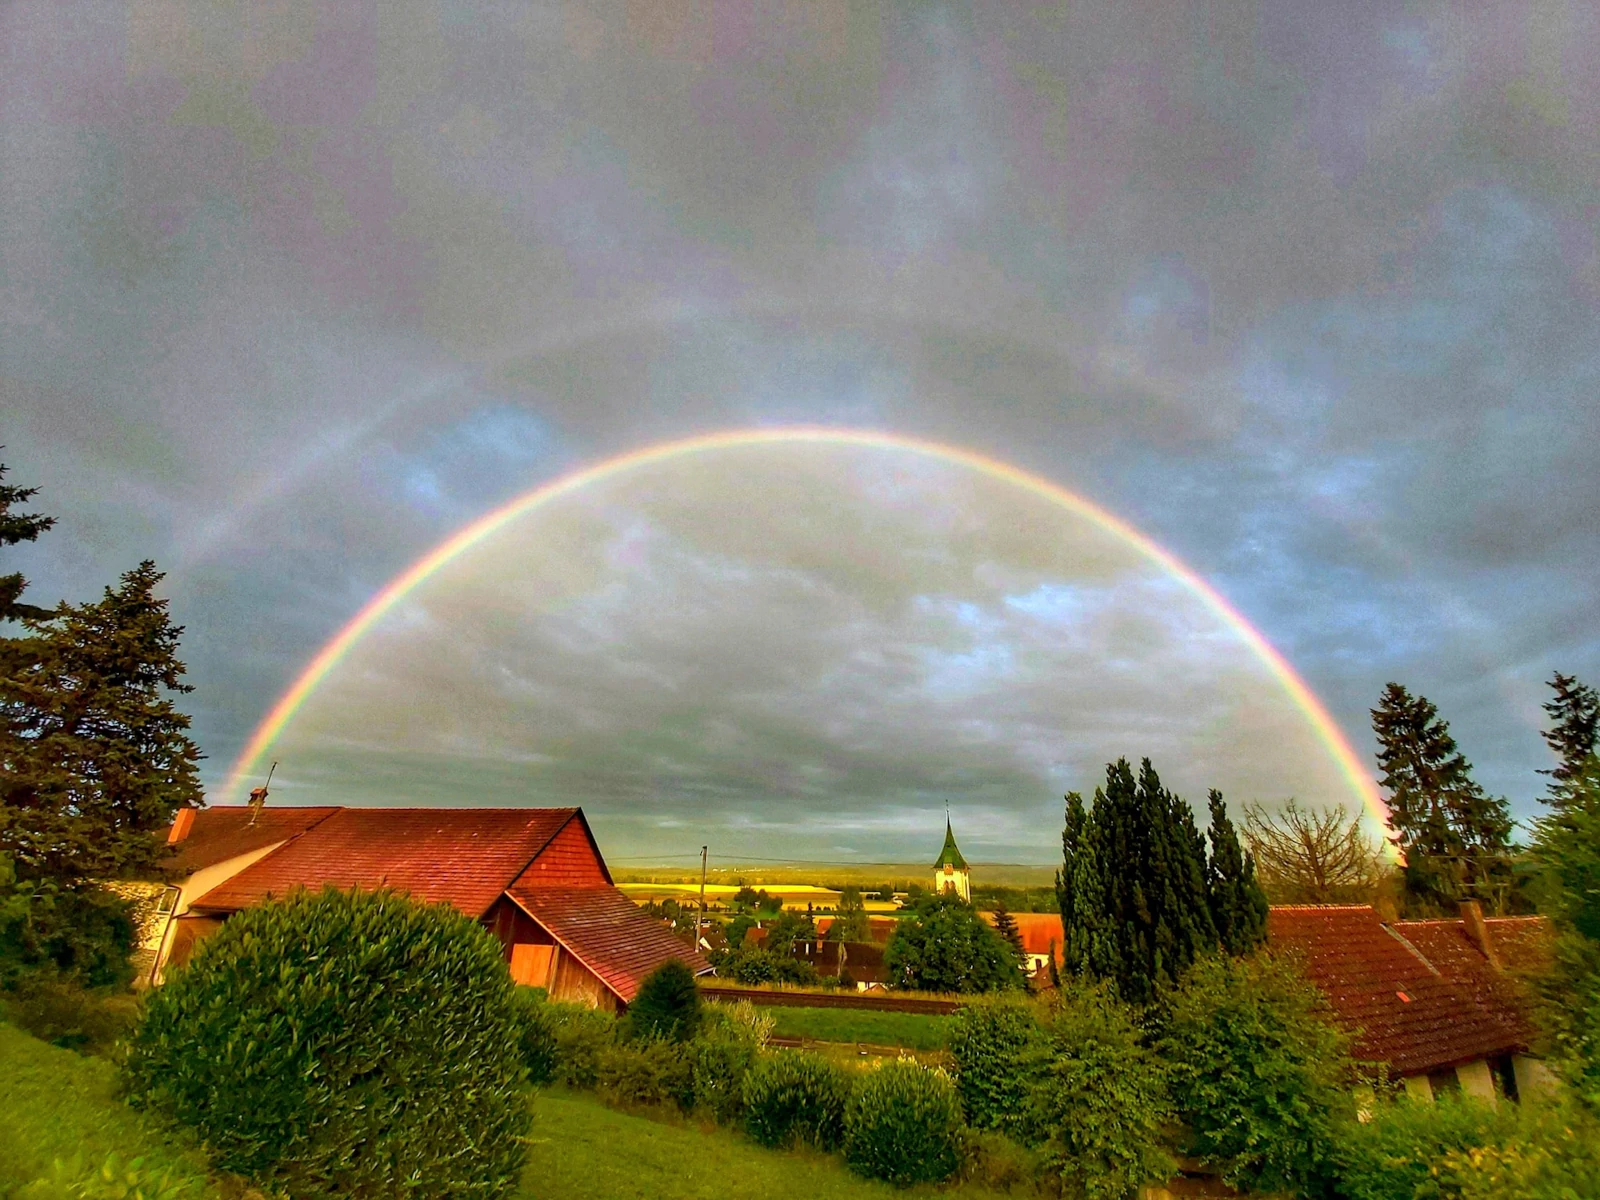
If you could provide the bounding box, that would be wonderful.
[222,426,1391,843]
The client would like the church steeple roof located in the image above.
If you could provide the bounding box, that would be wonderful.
[933,818,968,871]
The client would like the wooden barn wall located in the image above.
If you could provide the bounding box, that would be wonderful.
[550,948,619,1012]
[514,819,608,887]
[483,897,552,957]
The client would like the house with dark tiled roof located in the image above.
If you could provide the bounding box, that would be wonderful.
[1268,902,1553,1103]
[147,804,707,1011]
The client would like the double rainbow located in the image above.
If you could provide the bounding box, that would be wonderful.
[222,427,1389,841]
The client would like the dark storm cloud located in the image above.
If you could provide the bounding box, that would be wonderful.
[3,1,1597,853]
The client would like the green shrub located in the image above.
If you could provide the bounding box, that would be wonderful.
[1157,952,1353,1194]
[688,1002,769,1123]
[1329,1094,1519,1200]
[741,1050,852,1150]
[948,996,1048,1133]
[625,959,700,1043]
[955,1127,1046,1194]
[1025,982,1174,1200]
[1,975,138,1055]
[509,986,558,1085]
[0,866,138,991]
[122,887,530,1200]
[595,1038,694,1110]
[720,947,818,986]
[1444,1100,1600,1200]
[545,1001,618,1089]
[843,1059,963,1186]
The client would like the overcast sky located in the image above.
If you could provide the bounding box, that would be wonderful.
[4,3,1597,864]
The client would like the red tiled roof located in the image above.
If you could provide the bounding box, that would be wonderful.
[190,807,582,918]
[981,912,1065,958]
[1484,916,1556,976]
[163,806,341,875]
[506,883,709,1004]
[1392,916,1549,1047]
[1268,906,1527,1076]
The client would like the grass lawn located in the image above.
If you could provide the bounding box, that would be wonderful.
[0,1021,218,1199]
[1,1021,1010,1200]
[760,1006,952,1051]
[525,1090,1008,1200]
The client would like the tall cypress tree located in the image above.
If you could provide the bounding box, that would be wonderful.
[1060,758,1217,1003]
[1372,683,1514,914]
[1542,672,1600,810]
[1205,789,1268,955]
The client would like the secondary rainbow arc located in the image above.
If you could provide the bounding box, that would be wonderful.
[222,427,1391,847]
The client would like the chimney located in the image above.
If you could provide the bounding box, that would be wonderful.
[1458,899,1502,970]
[167,807,196,844]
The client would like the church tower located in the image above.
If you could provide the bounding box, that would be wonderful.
[932,817,971,902]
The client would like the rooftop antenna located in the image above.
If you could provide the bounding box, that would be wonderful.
[247,761,277,825]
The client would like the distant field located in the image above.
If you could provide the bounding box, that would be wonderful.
[756,1007,952,1051]
[615,863,1060,889]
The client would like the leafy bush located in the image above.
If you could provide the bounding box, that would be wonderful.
[0,863,138,991]
[955,1127,1045,1194]
[688,1002,769,1123]
[741,1050,852,1150]
[595,1038,694,1110]
[122,887,530,1200]
[885,893,1022,993]
[1025,982,1173,1200]
[718,947,818,986]
[625,959,700,1042]
[948,996,1048,1133]
[0,974,138,1055]
[1328,1095,1519,1200]
[1444,1100,1600,1200]
[544,1001,618,1089]
[11,1153,202,1200]
[1157,952,1353,1194]
[509,986,558,1084]
[843,1059,963,1186]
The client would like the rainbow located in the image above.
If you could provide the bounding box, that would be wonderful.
[222,427,1391,845]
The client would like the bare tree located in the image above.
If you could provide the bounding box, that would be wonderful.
[1241,799,1384,905]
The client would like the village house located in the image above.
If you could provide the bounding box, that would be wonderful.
[145,803,707,1011]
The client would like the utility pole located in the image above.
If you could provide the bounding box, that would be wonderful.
[696,845,709,953]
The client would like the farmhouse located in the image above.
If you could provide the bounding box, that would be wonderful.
[145,804,707,1011]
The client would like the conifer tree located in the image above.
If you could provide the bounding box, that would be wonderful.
[990,902,1026,968]
[1057,789,1115,980]
[827,886,870,942]
[1205,789,1269,955]
[1371,683,1514,914]
[1542,672,1600,809]
[0,459,56,626]
[1,561,204,886]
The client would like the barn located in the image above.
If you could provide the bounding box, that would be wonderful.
[147,804,707,1012]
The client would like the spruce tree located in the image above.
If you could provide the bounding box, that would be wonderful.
[1,561,204,886]
[1371,683,1514,914]
[1542,672,1600,809]
[990,902,1026,968]
[0,459,56,625]
[1204,789,1269,955]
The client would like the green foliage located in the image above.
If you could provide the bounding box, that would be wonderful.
[1541,673,1599,808]
[1372,682,1515,914]
[0,858,138,990]
[989,903,1027,968]
[509,986,558,1085]
[544,1001,618,1089]
[717,946,818,986]
[686,1002,769,1122]
[0,973,138,1055]
[741,1050,852,1151]
[0,458,57,625]
[842,1060,962,1186]
[885,892,1021,994]
[1,562,203,892]
[1024,981,1174,1200]
[1441,1100,1600,1200]
[1529,756,1600,1109]
[827,888,869,942]
[1205,790,1269,956]
[1328,1095,1519,1200]
[596,1038,694,1111]
[626,959,700,1043]
[947,996,1048,1134]
[954,1127,1045,1194]
[1058,760,1221,1003]
[1158,952,1353,1194]
[10,1153,202,1200]
[122,887,529,1199]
